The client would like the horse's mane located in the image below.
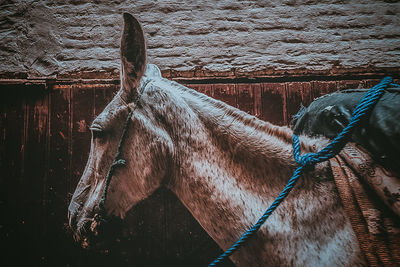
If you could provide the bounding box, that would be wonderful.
[155,77,324,157]
[170,79,292,138]
[138,63,325,161]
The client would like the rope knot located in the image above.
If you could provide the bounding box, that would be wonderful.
[298,153,319,170]
[292,134,318,170]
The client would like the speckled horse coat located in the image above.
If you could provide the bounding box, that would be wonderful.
[68,13,369,266]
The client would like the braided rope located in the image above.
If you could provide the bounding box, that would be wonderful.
[390,83,400,88]
[208,76,394,266]
[98,108,133,212]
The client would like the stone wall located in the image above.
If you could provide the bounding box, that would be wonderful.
[1,0,399,78]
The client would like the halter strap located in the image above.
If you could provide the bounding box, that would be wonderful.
[97,81,149,214]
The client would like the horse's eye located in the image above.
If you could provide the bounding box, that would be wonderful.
[92,129,105,139]
[90,126,106,140]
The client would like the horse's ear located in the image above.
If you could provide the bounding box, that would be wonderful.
[120,13,146,100]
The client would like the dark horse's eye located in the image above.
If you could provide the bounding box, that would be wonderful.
[90,125,106,140]
[92,129,105,139]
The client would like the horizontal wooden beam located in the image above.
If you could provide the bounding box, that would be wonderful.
[0,66,399,83]
[0,73,398,89]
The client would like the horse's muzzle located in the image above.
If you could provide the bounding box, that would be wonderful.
[90,213,107,237]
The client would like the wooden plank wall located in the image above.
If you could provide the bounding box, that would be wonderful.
[0,79,383,267]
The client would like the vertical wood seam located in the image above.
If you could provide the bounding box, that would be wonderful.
[68,85,73,193]
[283,83,288,125]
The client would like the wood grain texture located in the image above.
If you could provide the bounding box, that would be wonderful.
[261,83,285,125]
[0,86,26,267]
[237,84,254,115]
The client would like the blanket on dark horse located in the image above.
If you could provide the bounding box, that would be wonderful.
[293,87,400,266]
[293,86,400,174]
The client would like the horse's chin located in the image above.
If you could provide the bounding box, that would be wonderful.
[73,214,123,252]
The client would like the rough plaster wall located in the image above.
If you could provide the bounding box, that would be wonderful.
[0,0,399,78]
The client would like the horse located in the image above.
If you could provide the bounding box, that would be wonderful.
[68,13,370,266]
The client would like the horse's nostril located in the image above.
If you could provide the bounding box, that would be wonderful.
[90,213,103,236]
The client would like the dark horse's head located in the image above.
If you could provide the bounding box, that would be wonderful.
[68,13,174,247]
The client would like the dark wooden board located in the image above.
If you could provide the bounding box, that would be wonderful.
[71,84,95,188]
[311,81,338,100]
[213,83,237,108]
[0,87,26,267]
[44,84,75,266]
[261,83,285,125]
[187,84,214,97]
[22,92,50,266]
[237,84,254,115]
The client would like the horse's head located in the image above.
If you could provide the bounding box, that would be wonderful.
[68,13,174,247]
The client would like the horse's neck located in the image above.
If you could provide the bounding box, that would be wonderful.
[146,79,362,265]
[164,81,317,246]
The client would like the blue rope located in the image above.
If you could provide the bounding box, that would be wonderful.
[208,76,395,266]
[390,83,400,88]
